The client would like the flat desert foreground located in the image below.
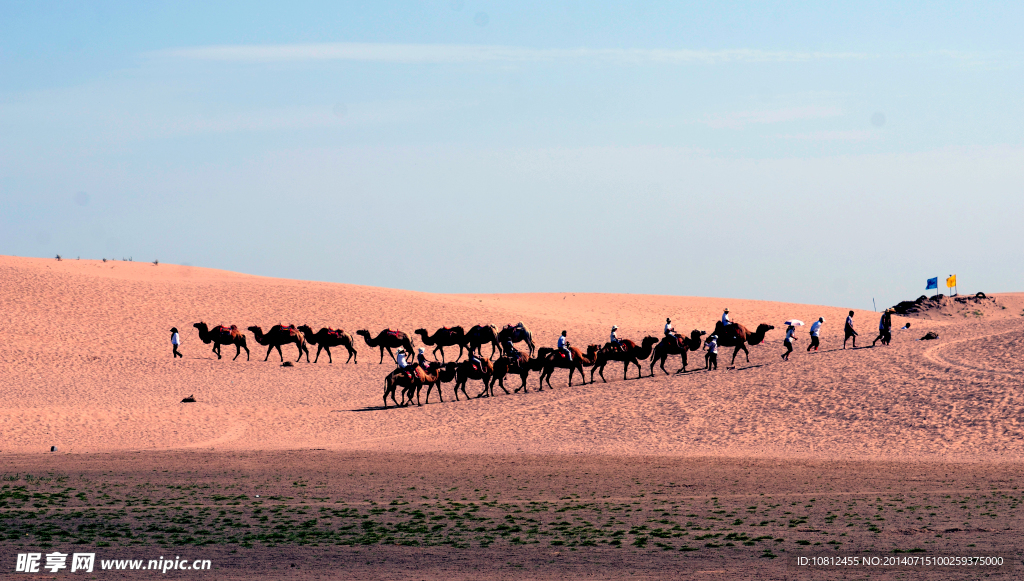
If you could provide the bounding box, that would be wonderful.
[1,256,1022,579]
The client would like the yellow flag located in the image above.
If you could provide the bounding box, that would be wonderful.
[946,274,957,288]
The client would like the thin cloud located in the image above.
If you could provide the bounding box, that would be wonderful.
[701,106,845,129]
[778,130,878,141]
[150,42,874,65]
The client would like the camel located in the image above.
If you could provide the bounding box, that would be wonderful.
[497,323,536,357]
[712,322,775,364]
[414,326,466,363]
[356,329,415,364]
[297,325,357,364]
[247,325,310,363]
[465,324,500,360]
[420,362,458,405]
[452,357,494,401]
[537,344,600,390]
[192,322,250,361]
[383,363,447,408]
[591,336,660,382]
[488,353,544,396]
[650,330,705,375]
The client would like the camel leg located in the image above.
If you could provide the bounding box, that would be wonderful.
[456,345,464,362]
[276,345,285,362]
[433,345,442,362]
[518,372,529,393]
[385,346,397,364]
[214,343,222,360]
[495,376,509,395]
[313,346,322,363]
[378,347,385,364]
[263,346,273,361]
[324,346,332,363]
[233,344,242,361]
[345,345,356,364]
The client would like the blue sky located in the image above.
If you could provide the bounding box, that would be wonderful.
[2,1,1022,309]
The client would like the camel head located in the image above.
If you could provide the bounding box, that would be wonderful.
[691,329,706,339]
[193,322,207,332]
[586,344,600,357]
[755,324,775,334]
[642,336,660,348]
[246,325,262,336]
[414,328,428,337]
[355,329,370,338]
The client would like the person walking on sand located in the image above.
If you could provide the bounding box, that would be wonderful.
[782,325,797,360]
[872,309,893,347]
[807,317,824,352]
[704,334,718,370]
[843,311,857,349]
[170,327,183,358]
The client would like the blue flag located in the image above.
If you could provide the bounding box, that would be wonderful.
[926,277,938,290]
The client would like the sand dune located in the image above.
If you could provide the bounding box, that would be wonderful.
[1,255,1022,461]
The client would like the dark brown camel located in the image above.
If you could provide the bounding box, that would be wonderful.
[452,357,494,401]
[420,362,458,405]
[497,323,536,357]
[297,325,357,364]
[247,325,310,362]
[650,330,705,375]
[465,324,500,360]
[356,329,415,364]
[591,336,660,382]
[712,322,776,364]
[537,344,600,390]
[488,353,544,396]
[414,326,466,363]
[383,363,446,408]
[193,322,250,361]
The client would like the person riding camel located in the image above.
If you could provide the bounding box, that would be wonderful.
[721,308,732,328]
[557,331,572,362]
[416,347,429,368]
[610,325,623,351]
[468,350,483,373]
[664,318,677,338]
[503,338,522,365]
[396,348,413,378]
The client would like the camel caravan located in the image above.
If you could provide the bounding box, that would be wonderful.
[186,318,777,409]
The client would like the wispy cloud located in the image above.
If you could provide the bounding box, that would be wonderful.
[700,106,845,129]
[150,42,874,65]
[778,130,879,142]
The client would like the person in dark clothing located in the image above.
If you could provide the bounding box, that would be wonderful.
[843,311,857,349]
[872,309,893,347]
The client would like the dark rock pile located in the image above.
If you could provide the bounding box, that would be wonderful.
[890,292,996,316]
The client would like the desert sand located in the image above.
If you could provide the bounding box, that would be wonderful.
[1,255,1021,578]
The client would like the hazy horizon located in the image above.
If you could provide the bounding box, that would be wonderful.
[2,1,1022,311]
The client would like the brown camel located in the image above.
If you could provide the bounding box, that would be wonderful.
[247,325,310,363]
[488,353,544,396]
[650,330,705,375]
[383,363,446,408]
[452,357,494,401]
[356,329,415,364]
[193,322,250,361]
[465,324,500,360]
[414,326,467,363]
[497,323,536,357]
[297,325,357,364]
[537,344,600,390]
[591,336,660,382]
[712,322,776,364]
[420,362,459,405]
